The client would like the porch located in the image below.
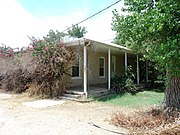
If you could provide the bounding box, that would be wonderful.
[65,38,141,98]
[68,84,111,98]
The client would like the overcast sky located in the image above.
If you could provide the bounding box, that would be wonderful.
[0,0,125,48]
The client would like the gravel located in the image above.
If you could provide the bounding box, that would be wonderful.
[0,92,127,135]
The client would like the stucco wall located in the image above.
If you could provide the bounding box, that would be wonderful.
[114,54,125,75]
[70,46,84,87]
[88,50,108,85]
[70,45,127,87]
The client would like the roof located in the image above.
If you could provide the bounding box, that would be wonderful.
[64,38,132,52]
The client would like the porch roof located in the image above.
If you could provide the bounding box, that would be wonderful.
[64,38,133,53]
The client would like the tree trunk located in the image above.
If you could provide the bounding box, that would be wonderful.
[162,77,180,110]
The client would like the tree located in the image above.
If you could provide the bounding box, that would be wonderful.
[112,0,180,110]
[67,24,87,38]
[45,29,66,42]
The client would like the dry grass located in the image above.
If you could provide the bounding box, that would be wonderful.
[111,108,180,134]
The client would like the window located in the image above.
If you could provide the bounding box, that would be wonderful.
[72,57,80,78]
[99,57,105,77]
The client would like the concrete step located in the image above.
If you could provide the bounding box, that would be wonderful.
[59,96,94,102]
[89,89,110,94]
[62,93,81,99]
[60,96,79,101]
[66,90,84,95]
[89,89,111,98]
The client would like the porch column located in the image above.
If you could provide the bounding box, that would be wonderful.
[125,52,128,70]
[84,46,87,97]
[137,55,140,85]
[146,60,148,83]
[108,49,111,89]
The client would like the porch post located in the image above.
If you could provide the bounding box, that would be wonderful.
[108,49,111,89]
[84,45,87,97]
[146,60,148,83]
[137,55,140,85]
[125,52,128,70]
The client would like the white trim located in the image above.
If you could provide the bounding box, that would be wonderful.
[137,55,140,85]
[146,60,148,83]
[99,76,105,79]
[71,77,82,80]
[108,49,111,89]
[64,38,132,52]
[99,57,105,78]
[125,52,127,70]
[71,55,81,78]
[84,46,87,97]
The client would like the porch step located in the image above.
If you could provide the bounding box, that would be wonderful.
[62,93,81,99]
[66,90,84,95]
[59,90,85,101]
[59,96,94,102]
[135,84,144,91]
[89,89,111,98]
[60,96,79,101]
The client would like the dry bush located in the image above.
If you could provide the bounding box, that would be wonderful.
[0,35,75,97]
[29,44,74,97]
[111,108,180,134]
[0,51,36,93]
[159,124,180,135]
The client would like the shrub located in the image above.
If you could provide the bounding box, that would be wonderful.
[111,74,126,93]
[3,69,33,93]
[0,50,36,93]
[0,30,75,97]
[111,66,137,94]
[29,37,74,97]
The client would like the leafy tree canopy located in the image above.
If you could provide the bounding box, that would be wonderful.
[44,30,66,43]
[112,0,180,78]
[67,24,87,38]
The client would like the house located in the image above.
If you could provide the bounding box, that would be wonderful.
[64,38,140,97]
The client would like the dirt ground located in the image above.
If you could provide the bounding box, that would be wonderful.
[0,91,128,135]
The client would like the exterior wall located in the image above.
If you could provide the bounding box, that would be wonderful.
[70,46,84,87]
[113,54,125,76]
[70,45,127,87]
[88,51,108,85]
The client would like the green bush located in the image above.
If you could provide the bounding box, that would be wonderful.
[111,66,137,94]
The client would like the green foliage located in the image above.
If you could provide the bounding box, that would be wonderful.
[112,0,180,79]
[111,66,137,94]
[139,60,163,85]
[67,24,87,38]
[44,30,66,42]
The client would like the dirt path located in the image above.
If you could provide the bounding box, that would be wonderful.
[0,92,127,135]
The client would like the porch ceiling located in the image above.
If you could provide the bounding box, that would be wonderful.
[91,41,129,55]
[64,38,134,55]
